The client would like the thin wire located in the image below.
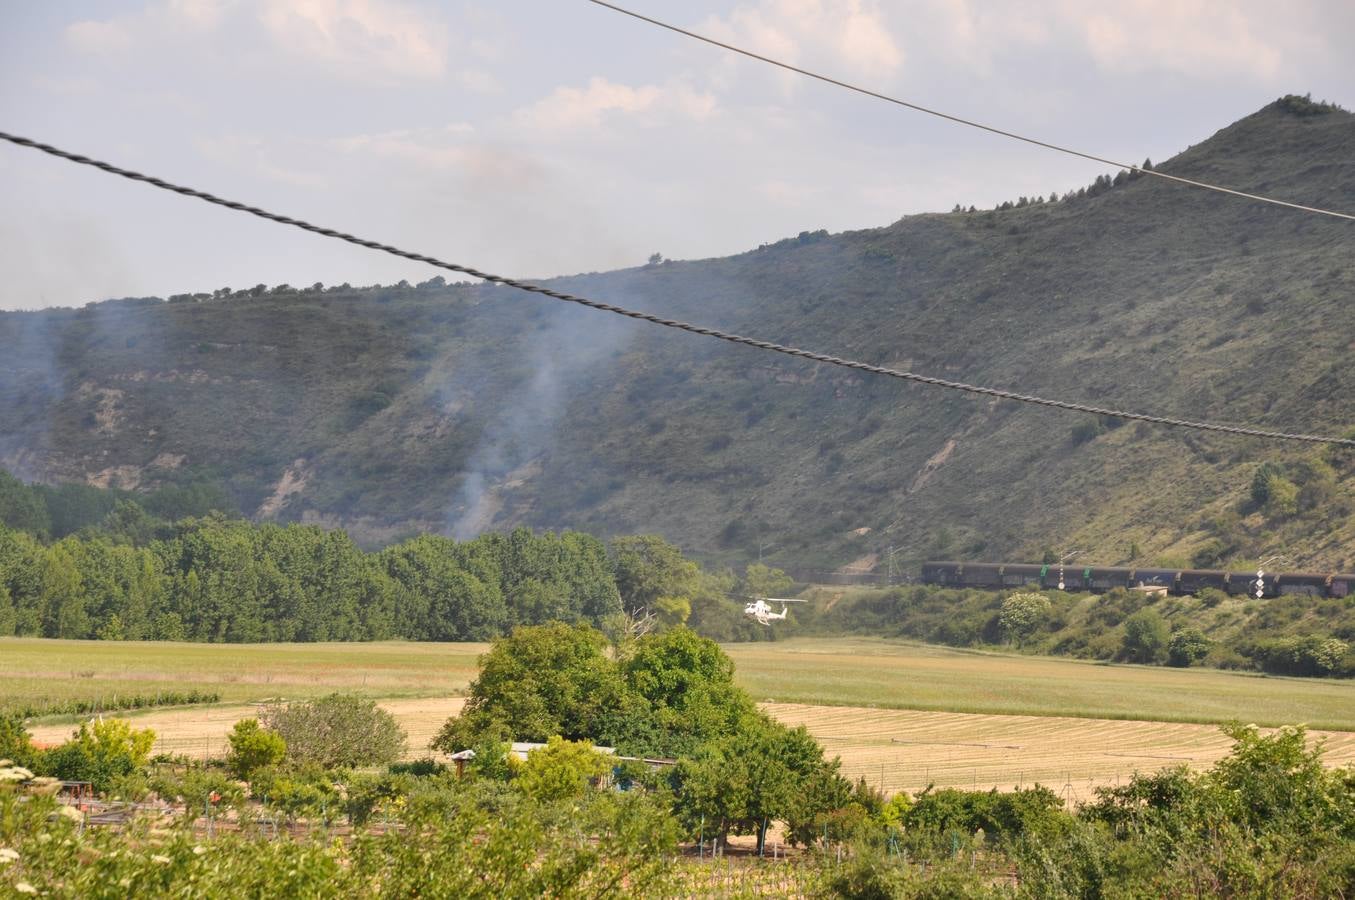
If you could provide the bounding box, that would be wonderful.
[2,130,1351,446]
[586,0,1355,223]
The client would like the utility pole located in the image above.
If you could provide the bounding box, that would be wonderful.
[885,546,900,584]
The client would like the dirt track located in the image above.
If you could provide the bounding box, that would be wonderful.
[32,698,1355,798]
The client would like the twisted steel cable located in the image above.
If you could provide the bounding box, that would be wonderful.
[2,131,1351,446]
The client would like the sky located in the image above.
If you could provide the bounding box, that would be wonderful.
[0,0,1351,311]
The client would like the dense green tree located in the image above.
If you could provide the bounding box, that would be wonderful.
[432,623,633,752]
[0,470,50,537]
[0,499,700,646]
[740,564,793,601]
[380,535,507,640]
[617,626,756,757]
[609,535,698,617]
[673,715,844,854]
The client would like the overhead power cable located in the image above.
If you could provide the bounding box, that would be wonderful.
[586,0,1355,223]
[2,131,1352,447]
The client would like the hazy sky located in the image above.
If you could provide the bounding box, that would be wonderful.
[1,0,1351,310]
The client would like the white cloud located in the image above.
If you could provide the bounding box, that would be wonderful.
[703,0,903,78]
[259,0,447,80]
[65,19,134,54]
[514,77,717,133]
[62,0,450,82]
[166,0,235,30]
[1073,0,1284,80]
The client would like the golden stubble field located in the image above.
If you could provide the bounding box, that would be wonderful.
[13,636,1355,798]
[28,697,1355,800]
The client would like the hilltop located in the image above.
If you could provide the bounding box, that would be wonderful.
[2,96,1353,572]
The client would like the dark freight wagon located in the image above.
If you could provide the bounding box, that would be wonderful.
[919,561,1355,600]
[1126,568,1179,591]
[1000,564,1044,588]
[1177,569,1230,594]
[1087,567,1134,591]
[960,563,1004,589]
[1226,571,1270,597]
[920,561,965,587]
[1273,572,1332,597]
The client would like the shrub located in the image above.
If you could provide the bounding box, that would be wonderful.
[1121,609,1169,664]
[515,737,611,804]
[226,718,286,780]
[41,719,155,793]
[152,768,246,819]
[261,693,406,769]
[1196,587,1228,608]
[1167,629,1211,667]
[0,715,37,769]
[999,593,1052,646]
[1243,635,1350,676]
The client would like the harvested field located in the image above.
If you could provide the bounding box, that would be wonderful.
[766,703,1355,799]
[14,636,1355,796]
[31,699,1355,801]
[30,697,470,759]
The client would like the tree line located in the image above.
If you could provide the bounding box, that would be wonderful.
[0,515,641,642]
[0,468,788,643]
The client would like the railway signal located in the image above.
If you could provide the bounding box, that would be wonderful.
[1253,556,1288,600]
[1057,550,1082,591]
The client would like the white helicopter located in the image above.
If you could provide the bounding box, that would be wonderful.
[743,597,807,626]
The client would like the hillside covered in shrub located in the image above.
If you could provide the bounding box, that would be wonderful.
[1,98,1352,574]
[798,582,1355,678]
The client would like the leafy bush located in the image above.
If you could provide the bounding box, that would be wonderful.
[1242,635,1350,676]
[0,784,679,898]
[1196,587,1228,608]
[0,715,38,770]
[40,719,155,792]
[998,593,1051,645]
[151,768,246,820]
[1120,609,1169,664]
[262,693,406,769]
[515,737,612,804]
[225,718,286,780]
[903,785,1067,843]
[1167,629,1211,667]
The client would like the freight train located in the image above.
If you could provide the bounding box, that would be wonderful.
[920,561,1355,599]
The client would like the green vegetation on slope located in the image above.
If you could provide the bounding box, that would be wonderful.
[1,98,1352,573]
[791,582,1355,678]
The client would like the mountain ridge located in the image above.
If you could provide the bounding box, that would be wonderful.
[2,96,1353,572]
